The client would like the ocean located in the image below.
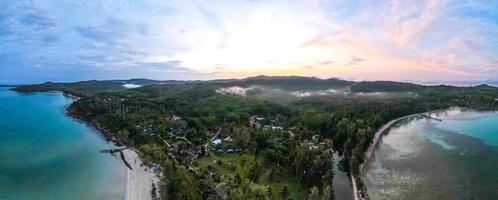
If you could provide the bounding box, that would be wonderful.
[0,87,125,200]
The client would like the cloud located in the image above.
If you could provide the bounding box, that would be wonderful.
[17,10,56,31]
[320,61,334,65]
[385,0,446,47]
[1,0,498,83]
[448,39,483,52]
[348,56,367,66]
[136,60,195,73]
[0,1,57,35]
[76,26,113,42]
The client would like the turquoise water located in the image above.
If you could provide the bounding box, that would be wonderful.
[365,108,498,199]
[0,88,125,200]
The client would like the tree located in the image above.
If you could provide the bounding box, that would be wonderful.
[294,142,312,177]
[322,185,334,200]
[280,185,290,200]
[165,176,180,199]
[231,180,269,200]
[233,126,254,147]
[254,130,269,151]
[266,186,273,198]
[307,186,320,200]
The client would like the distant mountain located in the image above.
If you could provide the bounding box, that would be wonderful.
[350,81,424,92]
[418,80,498,87]
[220,75,356,90]
[12,78,192,97]
[111,78,186,85]
[12,80,127,97]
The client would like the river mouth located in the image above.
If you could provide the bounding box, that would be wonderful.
[0,88,126,200]
[365,108,498,200]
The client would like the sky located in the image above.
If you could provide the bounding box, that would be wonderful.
[1,0,498,84]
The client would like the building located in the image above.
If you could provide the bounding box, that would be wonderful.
[212,139,223,146]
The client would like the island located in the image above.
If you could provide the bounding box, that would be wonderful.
[12,76,498,200]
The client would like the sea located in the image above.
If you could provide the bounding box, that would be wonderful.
[365,108,498,199]
[0,87,126,200]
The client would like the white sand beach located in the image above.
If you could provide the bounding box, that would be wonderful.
[122,149,160,200]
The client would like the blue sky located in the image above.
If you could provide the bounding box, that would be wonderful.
[0,0,497,84]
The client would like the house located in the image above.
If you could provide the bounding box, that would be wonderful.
[224,136,233,142]
[309,144,319,151]
[170,115,188,128]
[250,115,265,128]
[263,125,283,131]
[212,139,223,146]
[151,163,161,170]
[171,115,182,121]
[272,126,283,131]
[312,135,320,141]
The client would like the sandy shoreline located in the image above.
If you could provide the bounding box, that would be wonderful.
[65,96,161,200]
[122,149,160,200]
[14,89,161,199]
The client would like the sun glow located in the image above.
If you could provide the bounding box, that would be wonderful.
[170,4,336,76]
[135,0,496,81]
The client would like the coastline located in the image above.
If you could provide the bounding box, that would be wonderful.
[67,111,123,145]
[352,107,455,200]
[14,89,161,200]
[122,148,160,200]
[68,111,161,200]
[68,103,161,200]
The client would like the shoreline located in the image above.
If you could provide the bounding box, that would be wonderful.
[67,113,161,200]
[122,148,160,200]
[70,111,161,200]
[67,112,124,146]
[17,89,161,200]
[45,90,82,100]
[352,107,456,200]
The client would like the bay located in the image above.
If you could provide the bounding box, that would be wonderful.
[0,87,125,200]
[365,108,498,199]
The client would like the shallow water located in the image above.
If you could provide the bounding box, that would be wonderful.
[0,88,126,200]
[332,152,354,200]
[365,108,498,200]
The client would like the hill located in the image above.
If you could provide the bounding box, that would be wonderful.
[222,75,355,90]
[11,79,186,97]
[350,81,424,92]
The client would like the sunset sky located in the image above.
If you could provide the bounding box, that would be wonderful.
[1,0,497,83]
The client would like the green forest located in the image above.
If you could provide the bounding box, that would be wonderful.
[13,77,498,199]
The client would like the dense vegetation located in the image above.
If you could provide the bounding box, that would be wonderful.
[13,77,498,199]
[12,79,185,97]
[350,81,423,92]
[66,83,336,199]
[13,80,127,97]
[221,75,355,90]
